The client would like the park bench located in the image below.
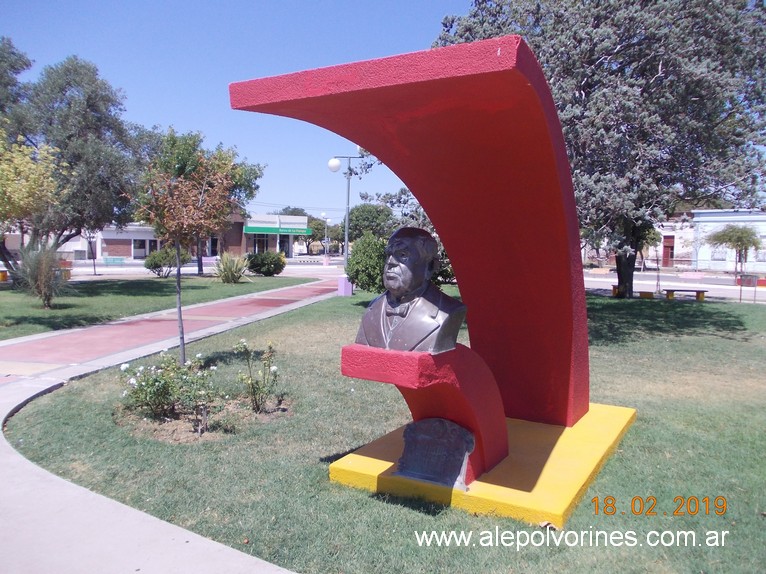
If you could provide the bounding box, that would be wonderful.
[102,256,125,266]
[662,289,708,301]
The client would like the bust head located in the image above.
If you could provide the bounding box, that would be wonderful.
[383,227,439,301]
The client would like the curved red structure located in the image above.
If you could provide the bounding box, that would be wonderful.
[230,36,589,426]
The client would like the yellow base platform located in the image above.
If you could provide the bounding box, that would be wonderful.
[329,403,636,528]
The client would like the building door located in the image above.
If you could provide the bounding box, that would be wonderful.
[662,236,675,267]
[254,234,268,254]
[279,234,290,257]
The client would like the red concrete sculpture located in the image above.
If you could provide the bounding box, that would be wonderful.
[230,35,589,426]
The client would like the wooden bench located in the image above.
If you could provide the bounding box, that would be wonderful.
[663,289,708,301]
[638,291,655,299]
[102,256,125,266]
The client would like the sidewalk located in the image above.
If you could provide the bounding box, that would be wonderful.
[0,272,343,573]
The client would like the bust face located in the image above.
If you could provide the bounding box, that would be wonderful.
[383,234,431,300]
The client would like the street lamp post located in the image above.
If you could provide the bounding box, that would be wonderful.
[328,153,363,270]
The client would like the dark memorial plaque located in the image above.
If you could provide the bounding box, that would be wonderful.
[395,418,475,491]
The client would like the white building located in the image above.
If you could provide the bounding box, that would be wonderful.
[643,209,766,274]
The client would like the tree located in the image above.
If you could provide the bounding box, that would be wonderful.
[274,206,308,216]
[307,215,328,253]
[8,55,148,249]
[136,130,260,363]
[346,203,395,242]
[436,0,766,297]
[0,127,61,271]
[706,224,762,276]
[0,37,31,115]
[346,231,386,293]
[150,129,262,274]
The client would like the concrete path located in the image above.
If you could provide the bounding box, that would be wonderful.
[0,270,344,573]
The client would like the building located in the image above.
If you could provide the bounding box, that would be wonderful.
[644,209,766,273]
[242,214,310,258]
[3,214,310,262]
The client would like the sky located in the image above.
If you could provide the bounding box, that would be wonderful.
[1,0,472,222]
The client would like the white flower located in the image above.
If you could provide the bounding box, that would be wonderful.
[210,366,218,371]
[270,365,278,373]
[196,353,202,359]
[137,366,144,372]
[120,363,130,372]
[128,377,137,387]
[240,338,246,343]
[121,390,128,397]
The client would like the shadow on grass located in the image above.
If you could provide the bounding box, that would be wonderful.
[370,492,447,516]
[319,447,359,464]
[201,349,266,368]
[1,313,110,332]
[69,279,207,298]
[586,293,749,346]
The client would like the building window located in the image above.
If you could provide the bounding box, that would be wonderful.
[254,234,268,254]
[133,239,147,258]
[711,246,727,261]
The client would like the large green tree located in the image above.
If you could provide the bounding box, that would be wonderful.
[346,203,395,242]
[7,53,150,249]
[0,37,30,115]
[437,0,766,297]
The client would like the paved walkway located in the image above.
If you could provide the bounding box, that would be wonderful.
[1,271,343,573]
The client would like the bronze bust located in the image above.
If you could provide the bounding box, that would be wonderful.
[355,227,466,354]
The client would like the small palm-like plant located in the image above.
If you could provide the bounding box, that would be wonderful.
[213,251,250,283]
[12,246,72,309]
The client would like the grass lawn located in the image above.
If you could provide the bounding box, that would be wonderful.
[0,275,310,340]
[5,292,766,573]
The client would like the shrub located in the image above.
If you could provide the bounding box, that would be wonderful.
[12,246,72,309]
[121,352,218,434]
[121,353,180,418]
[246,251,286,276]
[213,251,250,283]
[233,339,279,413]
[346,232,386,293]
[144,246,191,278]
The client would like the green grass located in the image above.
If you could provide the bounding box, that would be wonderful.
[0,275,310,340]
[5,293,766,573]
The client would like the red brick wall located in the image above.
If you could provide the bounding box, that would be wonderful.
[104,239,131,257]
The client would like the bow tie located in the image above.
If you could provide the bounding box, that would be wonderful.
[386,302,411,317]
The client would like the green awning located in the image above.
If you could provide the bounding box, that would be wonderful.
[244,226,310,234]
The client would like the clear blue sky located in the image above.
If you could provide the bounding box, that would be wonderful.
[2,0,472,221]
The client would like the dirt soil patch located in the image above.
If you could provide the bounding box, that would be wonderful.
[113,398,290,444]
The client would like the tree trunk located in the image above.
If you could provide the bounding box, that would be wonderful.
[88,236,98,276]
[175,239,186,364]
[614,218,641,298]
[196,236,204,275]
[614,251,637,298]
